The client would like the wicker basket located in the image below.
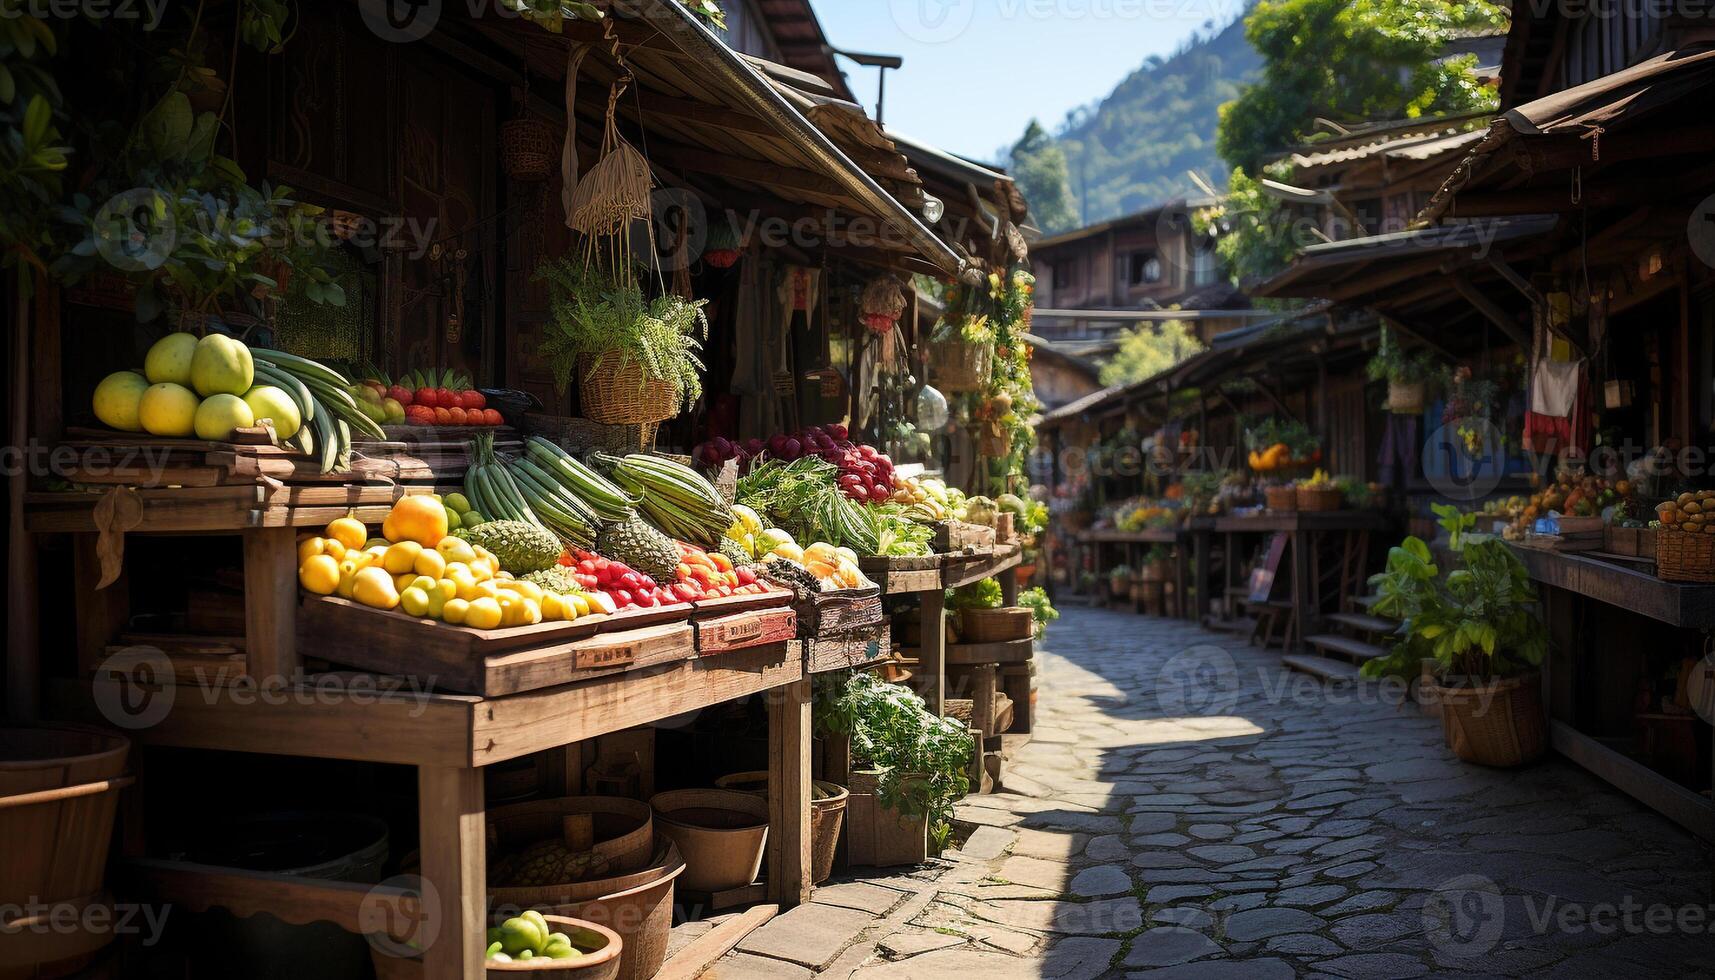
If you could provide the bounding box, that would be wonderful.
[961,607,1034,643]
[1428,673,1546,767]
[1656,528,1715,582]
[928,338,992,393]
[501,117,556,181]
[1296,486,1343,512]
[1264,485,1299,512]
[1387,380,1425,414]
[579,352,679,425]
[523,413,659,454]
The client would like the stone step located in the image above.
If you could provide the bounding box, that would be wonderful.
[1324,612,1400,636]
[1282,653,1366,683]
[1305,633,1387,662]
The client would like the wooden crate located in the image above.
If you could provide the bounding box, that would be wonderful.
[934,521,995,554]
[804,624,889,674]
[695,607,798,656]
[794,586,883,635]
[858,554,945,595]
[299,596,695,695]
[845,770,927,867]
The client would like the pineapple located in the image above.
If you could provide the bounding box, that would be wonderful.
[597,517,680,585]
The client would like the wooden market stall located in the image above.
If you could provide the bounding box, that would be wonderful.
[1254,17,1715,839]
[2,3,1047,979]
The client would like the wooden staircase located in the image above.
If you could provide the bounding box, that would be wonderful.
[1282,599,1399,682]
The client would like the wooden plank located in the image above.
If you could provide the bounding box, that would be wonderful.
[52,676,474,767]
[944,545,1022,589]
[767,678,812,907]
[418,765,486,980]
[471,643,802,764]
[945,639,1034,666]
[129,860,415,934]
[654,904,779,980]
[869,567,944,595]
[1510,545,1715,628]
[1551,721,1715,844]
[921,588,946,716]
[244,527,300,682]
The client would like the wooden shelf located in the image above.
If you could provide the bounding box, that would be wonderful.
[1077,528,1180,544]
[1212,510,1393,533]
[1550,721,1714,843]
[944,544,1023,589]
[944,638,1034,666]
[1511,545,1715,628]
[51,641,803,768]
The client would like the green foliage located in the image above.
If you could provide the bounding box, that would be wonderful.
[1053,18,1261,222]
[816,672,971,851]
[1366,323,1441,385]
[0,3,70,295]
[1192,166,1302,288]
[1216,0,1507,173]
[1008,120,1077,235]
[1363,504,1546,680]
[1098,318,1206,387]
[946,578,1003,612]
[535,257,708,411]
[1018,587,1059,639]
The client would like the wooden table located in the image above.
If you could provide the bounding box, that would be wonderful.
[1509,545,1715,843]
[1076,527,1203,622]
[1212,510,1393,650]
[32,486,817,980]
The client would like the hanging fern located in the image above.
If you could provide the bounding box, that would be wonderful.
[534,256,708,411]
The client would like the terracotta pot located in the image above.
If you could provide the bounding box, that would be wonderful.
[371,916,622,980]
[710,774,849,884]
[647,789,768,893]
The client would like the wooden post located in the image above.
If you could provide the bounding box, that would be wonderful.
[417,765,485,980]
[244,527,300,683]
[922,588,946,716]
[1193,528,1211,623]
[766,678,811,907]
[1289,528,1313,651]
[8,286,39,719]
[74,533,130,678]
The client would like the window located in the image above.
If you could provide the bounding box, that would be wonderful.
[1191,245,1218,287]
[1129,251,1162,286]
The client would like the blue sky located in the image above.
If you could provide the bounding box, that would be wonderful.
[808,0,1234,164]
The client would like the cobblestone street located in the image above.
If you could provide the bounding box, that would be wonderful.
[692,606,1715,979]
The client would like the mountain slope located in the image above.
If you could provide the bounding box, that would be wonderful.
[1055,15,1259,224]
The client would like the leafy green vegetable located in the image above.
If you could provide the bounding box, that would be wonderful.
[1018,587,1059,639]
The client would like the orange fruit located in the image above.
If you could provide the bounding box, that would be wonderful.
[383,495,449,547]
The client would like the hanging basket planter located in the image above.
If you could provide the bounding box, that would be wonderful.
[929,338,992,394]
[1387,379,1425,414]
[501,117,556,182]
[579,352,679,425]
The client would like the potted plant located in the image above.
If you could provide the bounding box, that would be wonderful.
[1139,545,1172,583]
[816,673,971,862]
[1367,324,1439,414]
[535,257,707,424]
[1108,564,1133,598]
[1363,504,1548,767]
[1295,469,1344,511]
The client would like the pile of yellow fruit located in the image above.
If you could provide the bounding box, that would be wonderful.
[889,474,949,520]
[296,495,606,630]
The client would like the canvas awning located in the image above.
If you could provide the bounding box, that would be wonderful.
[1422,46,1715,222]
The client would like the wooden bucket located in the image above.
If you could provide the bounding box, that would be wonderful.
[647,789,768,893]
[578,352,678,425]
[1295,486,1343,512]
[0,725,130,797]
[487,797,654,908]
[710,773,848,885]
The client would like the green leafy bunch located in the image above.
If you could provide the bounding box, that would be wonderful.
[535,256,708,411]
[1363,503,1547,680]
[816,672,971,851]
[1366,324,1440,385]
[0,13,69,295]
[945,578,1002,612]
[1018,586,1059,638]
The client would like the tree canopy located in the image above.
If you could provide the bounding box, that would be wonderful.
[1215,0,1506,173]
[1099,320,1207,387]
[1008,120,1078,235]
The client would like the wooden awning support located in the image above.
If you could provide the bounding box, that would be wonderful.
[1449,272,1531,350]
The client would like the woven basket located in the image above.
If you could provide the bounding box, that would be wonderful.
[1265,485,1298,512]
[1296,486,1343,512]
[1428,673,1546,767]
[1387,380,1425,414]
[579,351,679,425]
[501,117,556,181]
[1656,528,1715,582]
[961,607,1034,643]
[928,338,992,393]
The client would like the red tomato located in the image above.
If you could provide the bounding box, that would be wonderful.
[609,589,632,607]
[634,592,657,608]
[736,567,757,586]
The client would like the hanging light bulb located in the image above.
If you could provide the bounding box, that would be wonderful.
[916,385,950,431]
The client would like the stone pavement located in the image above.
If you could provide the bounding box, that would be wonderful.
[686,606,1715,978]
